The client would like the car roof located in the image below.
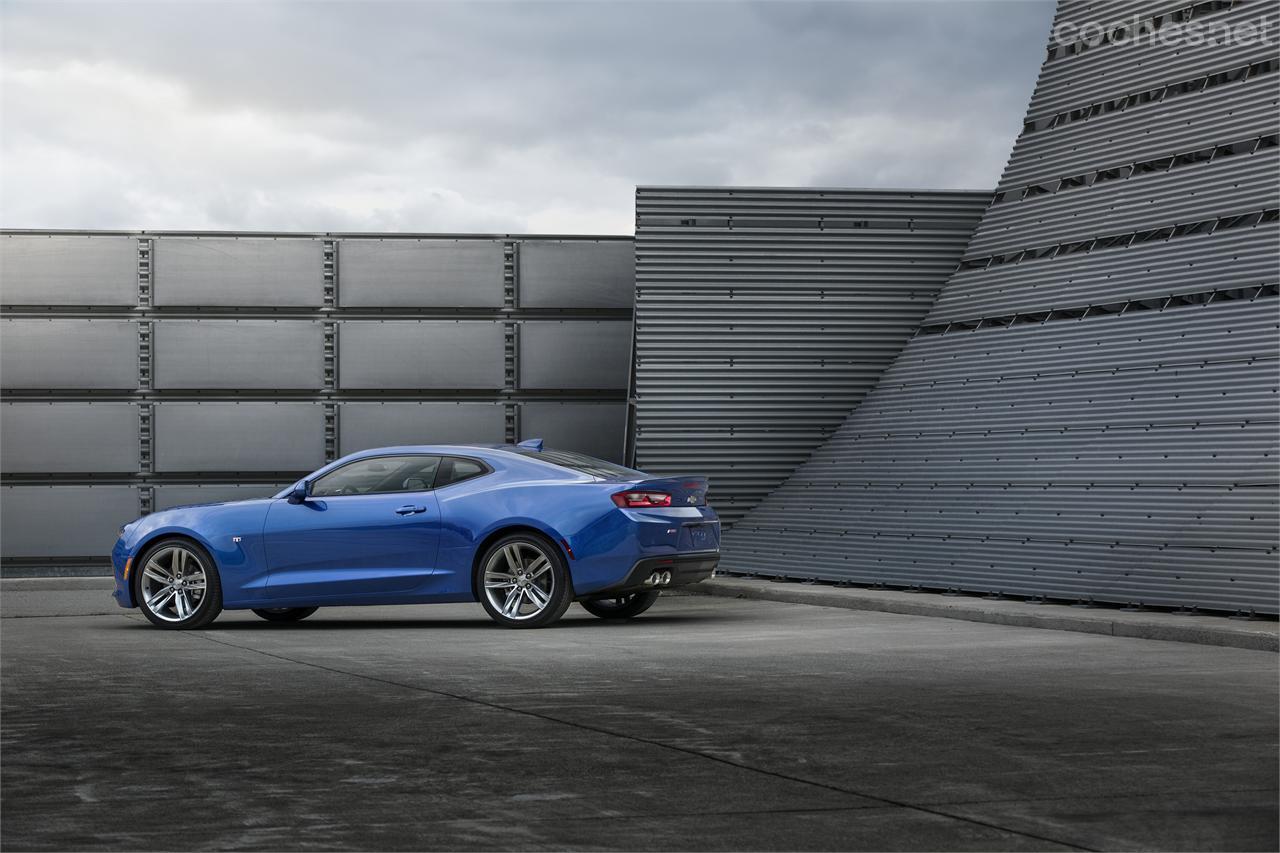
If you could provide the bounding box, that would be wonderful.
[345,444,526,460]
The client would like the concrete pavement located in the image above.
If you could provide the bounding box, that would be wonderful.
[2,580,1276,851]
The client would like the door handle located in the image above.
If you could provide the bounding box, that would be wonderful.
[395,505,426,515]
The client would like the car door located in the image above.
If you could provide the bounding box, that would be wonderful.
[262,454,444,600]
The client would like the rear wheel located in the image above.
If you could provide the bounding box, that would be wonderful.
[476,534,573,628]
[135,539,222,630]
[252,607,318,623]
[580,590,660,620]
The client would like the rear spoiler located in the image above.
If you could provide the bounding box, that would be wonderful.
[623,475,709,507]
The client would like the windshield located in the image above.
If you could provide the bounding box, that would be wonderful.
[512,448,644,480]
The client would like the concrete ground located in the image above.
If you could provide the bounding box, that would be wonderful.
[2,582,1276,852]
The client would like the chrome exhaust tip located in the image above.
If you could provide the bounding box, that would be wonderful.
[644,572,661,587]
[660,570,673,586]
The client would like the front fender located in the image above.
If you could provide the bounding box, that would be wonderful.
[118,500,273,607]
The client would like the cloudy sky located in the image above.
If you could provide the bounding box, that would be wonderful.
[2,1,1055,235]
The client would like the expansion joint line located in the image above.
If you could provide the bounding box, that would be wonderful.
[180,627,1097,852]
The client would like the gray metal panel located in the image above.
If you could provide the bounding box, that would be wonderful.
[632,187,989,524]
[519,241,635,308]
[0,403,139,473]
[723,0,1280,614]
[519,321,632,389]
[0,486,139,558]
[338,239,505,307]
[520,402,626,464]
[153,237,323,306]
[0,235,137,306]
[153,485,286,511]
[0,232,633,569]
[0,319,138,389]
[340,402,506,455]
[154,403,324,472]
[153,320,324,389]
[338,321,505,389]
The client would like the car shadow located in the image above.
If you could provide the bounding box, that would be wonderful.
[111,612,735,632]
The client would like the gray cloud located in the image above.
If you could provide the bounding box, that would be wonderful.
[1,0,1055,234]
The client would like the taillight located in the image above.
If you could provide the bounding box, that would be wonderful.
[611,491,672,508]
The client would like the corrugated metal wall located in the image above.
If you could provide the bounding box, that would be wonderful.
[721,0,1280,613]
[631,188,990,524]
[0,232,634,572]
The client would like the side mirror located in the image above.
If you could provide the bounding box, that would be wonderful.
[286,482,310,504]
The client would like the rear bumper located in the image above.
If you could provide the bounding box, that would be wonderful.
[587,551,719,597]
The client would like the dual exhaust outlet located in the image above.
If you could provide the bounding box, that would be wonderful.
[643,570,673,588]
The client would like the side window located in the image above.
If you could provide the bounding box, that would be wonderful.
[436,457,489,488]
[311,456,442,498]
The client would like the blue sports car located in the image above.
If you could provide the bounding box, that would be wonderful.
[111,441,720,629]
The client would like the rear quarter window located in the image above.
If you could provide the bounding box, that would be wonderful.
[436,457,490,488]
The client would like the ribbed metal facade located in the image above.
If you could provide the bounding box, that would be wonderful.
[0,231,634,572]
[631,188,990,524]
[722,0,1280,613]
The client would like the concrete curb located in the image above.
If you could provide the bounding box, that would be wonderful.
[686,577,1279,652]
[2,577,116,591]
[0,566,112,580]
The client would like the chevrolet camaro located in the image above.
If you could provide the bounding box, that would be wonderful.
[111,441,720,629]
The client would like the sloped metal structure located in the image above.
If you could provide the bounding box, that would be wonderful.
[631,187,990,524]
[0,231,633,572]
[723,1,1279,612]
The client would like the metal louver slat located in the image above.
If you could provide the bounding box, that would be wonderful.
[966,148,1279,257]
[1001,79,1278,189]
[930,223,1278,321]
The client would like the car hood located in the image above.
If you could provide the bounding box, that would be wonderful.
[124,498,275,546]
[150,497,272,514]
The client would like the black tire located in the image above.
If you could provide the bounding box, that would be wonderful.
[252,607,319,623]
[475,532,574,628]
[580,590,661,620]
[134,537,223,630]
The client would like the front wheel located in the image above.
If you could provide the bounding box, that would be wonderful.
[252,607,318,623]
[135,538,223,629]
[476,534,573,628]
[580,590,660,620]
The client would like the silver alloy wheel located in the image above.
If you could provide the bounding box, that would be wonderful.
[483,541,554,621]
[139,545,207,623]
